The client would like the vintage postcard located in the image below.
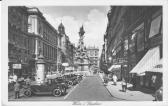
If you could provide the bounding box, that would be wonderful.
[1,0,168,106]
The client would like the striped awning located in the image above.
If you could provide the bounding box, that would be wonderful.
[130,46,160,74]
[146,59,162,73]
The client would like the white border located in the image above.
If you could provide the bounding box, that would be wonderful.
[1,0,168,106]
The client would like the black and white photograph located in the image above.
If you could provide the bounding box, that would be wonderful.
[1,0,168,106]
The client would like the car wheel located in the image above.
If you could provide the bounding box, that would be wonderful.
[53,88,62,97]
[68,81,73,86]
[24,90,32,97]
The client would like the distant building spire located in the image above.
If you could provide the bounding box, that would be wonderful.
[58,21,65,34]
[79,25,85,37]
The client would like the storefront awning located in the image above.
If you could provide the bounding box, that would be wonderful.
[65,67,74,70]
[130,46,160,74]
[146,59,162,73]
[108,65,121,71]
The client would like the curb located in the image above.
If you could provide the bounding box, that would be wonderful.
[98,74,154,101]
[97,75,129,101]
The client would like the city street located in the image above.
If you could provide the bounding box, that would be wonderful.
[9,84,75,101]
[9,75,122,101]
[6,5,163,102]
[65,75,121,101]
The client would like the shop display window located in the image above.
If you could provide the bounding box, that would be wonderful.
[149,15,162,38]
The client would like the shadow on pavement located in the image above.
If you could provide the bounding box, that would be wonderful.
[127,86,155,94]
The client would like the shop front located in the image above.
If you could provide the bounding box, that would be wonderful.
[130,46,162,90]
[108,64,122,80]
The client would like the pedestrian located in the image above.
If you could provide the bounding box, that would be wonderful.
[151,75,157,91]
[13,74,17,83]
[132,75,137,89]
[103,73,108,84]
[14,81,20,99]
[113,74,117,85]
[121,78,127,92]
[25,76,31,86]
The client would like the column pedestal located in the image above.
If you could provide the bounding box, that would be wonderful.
[36,54,45,84]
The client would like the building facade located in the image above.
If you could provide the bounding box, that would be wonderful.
[27,7,58,82]
[87,46,99,74]
[103,6,162,90]
[8,6,76,83]
[8,6,30,77]
[57,23,76,73]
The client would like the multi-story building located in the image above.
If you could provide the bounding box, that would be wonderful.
[57,23,76,72]
[103,6,162,90]
[27,7,58,81]
[99,44,108,73]
[8,6,30,77]
[8,6,76,83]
[87,46,99,73]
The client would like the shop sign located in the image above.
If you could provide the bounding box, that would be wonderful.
[13,64,22,69]
[113,58,127,65]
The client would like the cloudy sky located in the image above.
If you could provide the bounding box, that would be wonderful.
[37,6,110,54]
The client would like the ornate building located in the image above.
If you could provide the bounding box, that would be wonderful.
[27,7,58,82]
[103,6,162,90]
[57,23,76,73]
[86,46,99,74]
[8,6,76,83]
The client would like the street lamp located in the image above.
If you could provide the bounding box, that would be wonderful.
[108,57,112,62]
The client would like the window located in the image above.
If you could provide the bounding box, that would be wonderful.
[135,23,145,52]
[137,29,144,52]
[149,15,162,38]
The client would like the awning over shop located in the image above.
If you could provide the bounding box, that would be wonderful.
[146,59,162,73]
[130,46,160,74]
[108,65,121,71]
[65,66,74,70]
[46,73,62,79]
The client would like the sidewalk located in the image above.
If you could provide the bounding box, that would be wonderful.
[8,88,25,99]
[98,73,155,101]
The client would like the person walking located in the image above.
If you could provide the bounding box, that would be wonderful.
[13,74,17,83]
[113,74,117,85]
[132,75,137,89]
[25,76,31,86]
[103,73,108,84]
[122,78,127,92]
[14,81,20,99]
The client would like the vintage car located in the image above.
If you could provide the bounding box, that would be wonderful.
[54,77,70,88]
[23,76,67,97]
[62,74,79,86]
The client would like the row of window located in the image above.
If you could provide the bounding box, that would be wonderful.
[38,19,57,45]
[111,9,162,65]
[43,43,57,60]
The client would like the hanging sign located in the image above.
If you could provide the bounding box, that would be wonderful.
[13,64,22,69]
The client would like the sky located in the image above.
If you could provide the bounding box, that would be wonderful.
[37,6,110,54]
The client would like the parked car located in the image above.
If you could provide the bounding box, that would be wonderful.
[54,77,69,89]
[154,86,163,101]
[62,74,79,86]
[23,78,67,97]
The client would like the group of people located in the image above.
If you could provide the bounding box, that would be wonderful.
[9,74,32,99]
[103,73,127,92]
[103,73,118,85]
